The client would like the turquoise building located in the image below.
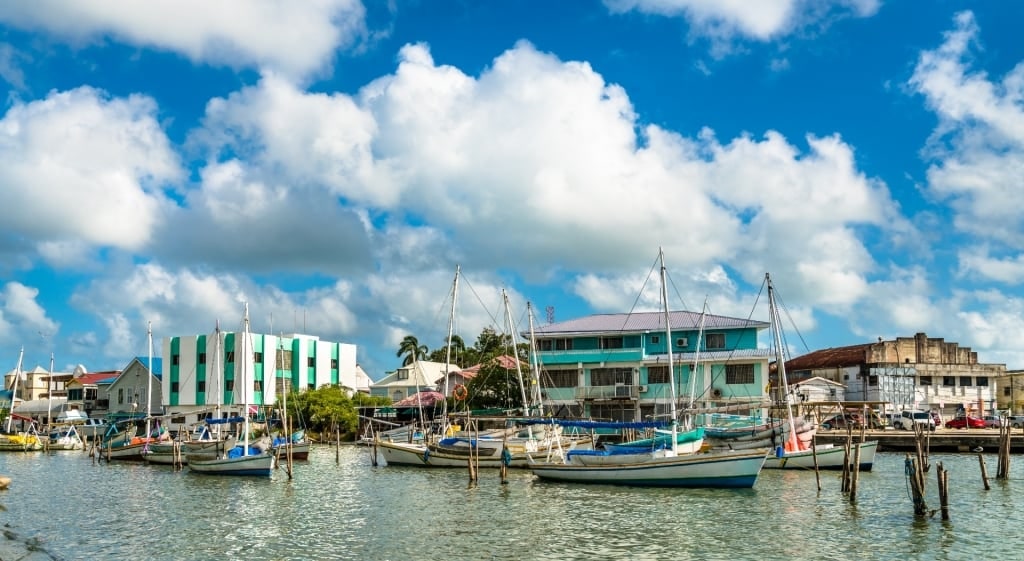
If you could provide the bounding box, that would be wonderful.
[529,309,773,422]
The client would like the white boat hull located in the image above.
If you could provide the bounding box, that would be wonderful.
[377,436,594,468]
[529,448,769,488]
[763,440,878,470]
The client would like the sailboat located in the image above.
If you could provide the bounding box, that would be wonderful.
[103,324,168,461]
[187,304,275,477]
[0,348,43,452]
[758,273,878,471]
[528,249,769,488]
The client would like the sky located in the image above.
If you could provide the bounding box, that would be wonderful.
[1,0,1024,380]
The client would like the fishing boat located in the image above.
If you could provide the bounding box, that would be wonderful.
[528,249,769,488]
[187,304,275,477]
[757,273,878,471]
[1,350,43,452]
[47,424,84,451]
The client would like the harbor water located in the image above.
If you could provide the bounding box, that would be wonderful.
[0,446,1021,560]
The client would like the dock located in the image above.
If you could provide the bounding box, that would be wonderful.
[816,428,1024,453]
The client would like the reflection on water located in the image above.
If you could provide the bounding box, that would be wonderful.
[0,448,1021,560]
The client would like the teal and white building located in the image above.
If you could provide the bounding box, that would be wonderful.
[162,331,358,423]
[530,310,774,422]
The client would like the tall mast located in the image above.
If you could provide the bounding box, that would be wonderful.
[6,347,24,433]
[526,302,543,414]
[767,273,800,451]
[146,321,153,441]
[440,265,460,420]
[46,352,54,429]
[503,289,530,414]
[243,303,251,456]
[659,248,678,455]
[686,301,707,422]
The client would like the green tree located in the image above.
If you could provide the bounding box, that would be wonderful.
[428,334,467,366]
[396,335,429,366]
[464,355,528,411]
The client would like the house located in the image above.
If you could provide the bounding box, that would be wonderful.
[370,361,460,402]
[791,376,847,403]
[66,370,120,419]
[784,332,1005,419]
[435,355,522,397]
[106,356,164,419]
[529,309,774,422]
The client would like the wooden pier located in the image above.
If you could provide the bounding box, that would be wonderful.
[816,428,1024,453]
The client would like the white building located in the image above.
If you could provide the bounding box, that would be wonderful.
[162,330,358,423]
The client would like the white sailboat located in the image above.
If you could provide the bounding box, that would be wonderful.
[759,272,878,471]
[188,304,275,477]
[528,249,769,488]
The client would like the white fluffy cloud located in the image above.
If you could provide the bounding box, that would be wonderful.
[604,0,879,48]
[910,11,1024,249]
[0,282,59,345]
[0,86,180,266]
[0,0,367,81]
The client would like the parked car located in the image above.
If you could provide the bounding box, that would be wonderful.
[945,416,986,429]
[820,413,862,430]
[898,410,936,431]
[1008,416,1024,429]
[982,415,1003,428]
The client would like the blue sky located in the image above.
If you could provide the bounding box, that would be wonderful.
[1,1,1024,379]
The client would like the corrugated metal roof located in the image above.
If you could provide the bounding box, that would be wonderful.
[531,310,768,336]
[784,344,871,370]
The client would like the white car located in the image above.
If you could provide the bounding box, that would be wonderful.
[897,410,936,431]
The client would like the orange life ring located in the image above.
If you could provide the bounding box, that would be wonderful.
[453,384,468,401]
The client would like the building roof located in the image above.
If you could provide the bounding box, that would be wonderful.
[530,310,768,337]
[373,361,460,389]
[785,344,872,371]
[71,371,120,386]
[130,356,163,376]
[393,390,445,407]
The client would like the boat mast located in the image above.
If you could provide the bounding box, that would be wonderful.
[685,301,707,428]
[526,302,543,415]
[503,290,530,414]
[46,351,54,430]
[440,265,460,423]
[146,321,153,442]
[242,303,251,456]
[767,273,799,450]
[6,347,24,433]
[659,248,679,456]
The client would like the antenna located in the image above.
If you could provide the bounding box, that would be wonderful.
[545,306,555,324]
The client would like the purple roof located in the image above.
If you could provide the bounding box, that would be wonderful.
[530,310,768,336]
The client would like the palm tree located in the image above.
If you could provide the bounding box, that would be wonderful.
[397,335,428,366]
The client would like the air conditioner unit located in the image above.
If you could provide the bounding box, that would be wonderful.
[676,338,688,348]
[639,385,648,393]
[711,387,723,398]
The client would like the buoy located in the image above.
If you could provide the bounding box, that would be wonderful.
[0,476,12,490]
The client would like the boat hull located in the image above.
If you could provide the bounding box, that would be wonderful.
[377,436,593,468]
[763,440,878,471]
[187,452,275,476]
[272,441,311,461]
[529,448,769,488]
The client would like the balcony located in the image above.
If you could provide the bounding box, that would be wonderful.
[575,384,639,400]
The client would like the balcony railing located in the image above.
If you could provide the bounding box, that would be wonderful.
[575,385,639,400]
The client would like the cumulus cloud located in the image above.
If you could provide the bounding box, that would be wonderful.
[0,282,59,344]
[604,0,879,54]
[0,86,180,267]
[910,11,1024,249]
[0,0,368,81]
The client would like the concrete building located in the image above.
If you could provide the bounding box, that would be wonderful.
[784,332,1005,419]
[106,356,164,419]
[371,361,460,402]
[530,310,773,422]
[162,330,359,424]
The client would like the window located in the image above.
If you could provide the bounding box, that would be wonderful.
[171,416,185,424]
[171,382,179,392]
[959,376,972,387]
[590,367,633,386]
[198,352,206,365]
[919,376,932,386]
[705,333,726,350]
[647,366,670,384]
[651,335,660,345]
[600,337,624,350]
[539,338,574,351]
[197,381,206,393]
[397,370,409,380]
[307,357,316,367]
[277,349,293,370]
[331,358,338,369]
[544,369,577,388]
[976,377,989,387]
[171,354,180,366]
[226,380,234,391]
[118,388,124,404]
[868,375,878,386]
[725,364,754,384]
[1004,386,1012,396]
[253,381,262,392]
[942,376,955,387]
[254,352,263,363]
[226,351,235,363]
[307,384,315,391]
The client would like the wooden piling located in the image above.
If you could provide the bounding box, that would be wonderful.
[978,453,990,490]
[905,454,928,516]
[811,433,821,492]
[937,462,950,520]
[849,437,862,503]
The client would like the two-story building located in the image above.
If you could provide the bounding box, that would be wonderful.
[529,310,774,422]
[784,332,1005,419]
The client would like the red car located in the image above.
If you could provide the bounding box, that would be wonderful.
[945,416,986,429]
